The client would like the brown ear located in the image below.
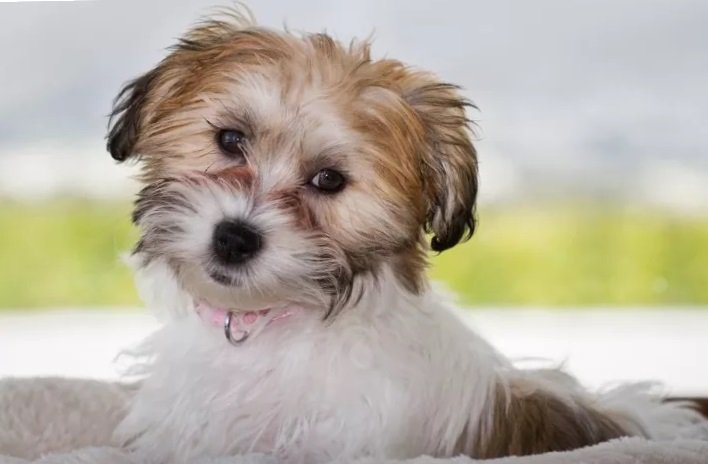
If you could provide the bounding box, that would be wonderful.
[403,79,478,252]
[106,70,159,162]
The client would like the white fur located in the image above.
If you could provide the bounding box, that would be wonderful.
[114,259,704,464]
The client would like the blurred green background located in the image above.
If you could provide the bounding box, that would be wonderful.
[2,200,706,309]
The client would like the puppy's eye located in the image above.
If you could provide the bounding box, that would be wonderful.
[217,129,246,158]
[310,169,346,193]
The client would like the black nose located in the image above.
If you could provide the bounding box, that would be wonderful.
[212,220,262,265]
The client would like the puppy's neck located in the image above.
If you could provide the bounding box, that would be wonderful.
[195,300,302,346]
[130,254,430,327]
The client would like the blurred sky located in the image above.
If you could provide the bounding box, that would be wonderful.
[1,0,707,210]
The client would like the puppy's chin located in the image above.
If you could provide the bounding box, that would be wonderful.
[176,261,327,312]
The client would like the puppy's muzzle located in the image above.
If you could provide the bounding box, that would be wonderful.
[212,220,262,266]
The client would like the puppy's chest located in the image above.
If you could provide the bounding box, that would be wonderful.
[121,320,433,462]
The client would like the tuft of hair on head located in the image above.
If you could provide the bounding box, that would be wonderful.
[174,3,257,52]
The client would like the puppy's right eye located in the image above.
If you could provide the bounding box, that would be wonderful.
[310,168,346,193]
[217,129,246,159]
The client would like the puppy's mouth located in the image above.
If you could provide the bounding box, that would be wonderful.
[205,265,252,287]
[208,270,234,286]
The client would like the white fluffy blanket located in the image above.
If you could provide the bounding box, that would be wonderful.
[1,378,707,464]
[4,435,708,464]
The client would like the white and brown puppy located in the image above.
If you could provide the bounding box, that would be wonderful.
[107,10,702,464]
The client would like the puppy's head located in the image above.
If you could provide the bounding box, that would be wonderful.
[109,11,478,314]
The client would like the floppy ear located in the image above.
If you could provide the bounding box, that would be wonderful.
[403,79,478,252]
[106,69,158,162]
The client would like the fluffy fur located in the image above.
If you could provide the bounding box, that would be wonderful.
[96,7,705,464]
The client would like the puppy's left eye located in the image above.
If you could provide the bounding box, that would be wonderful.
[310,169,346,193]
[217,129,246,159]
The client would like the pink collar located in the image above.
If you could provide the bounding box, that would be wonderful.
[195,302,298,346]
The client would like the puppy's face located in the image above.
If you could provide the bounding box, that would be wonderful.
[108,14,478,314]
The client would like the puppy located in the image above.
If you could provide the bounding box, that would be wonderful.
[107,9,702,464]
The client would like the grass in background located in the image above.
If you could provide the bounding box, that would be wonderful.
[1,200,707,308]
[431,206,708,305]
[0,200,138,308]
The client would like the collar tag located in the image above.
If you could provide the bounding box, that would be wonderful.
[196,302,296,346]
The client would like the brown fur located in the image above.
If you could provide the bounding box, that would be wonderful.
[210,165,254,188]
[267,190,319,231]
[457,379,641,458]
